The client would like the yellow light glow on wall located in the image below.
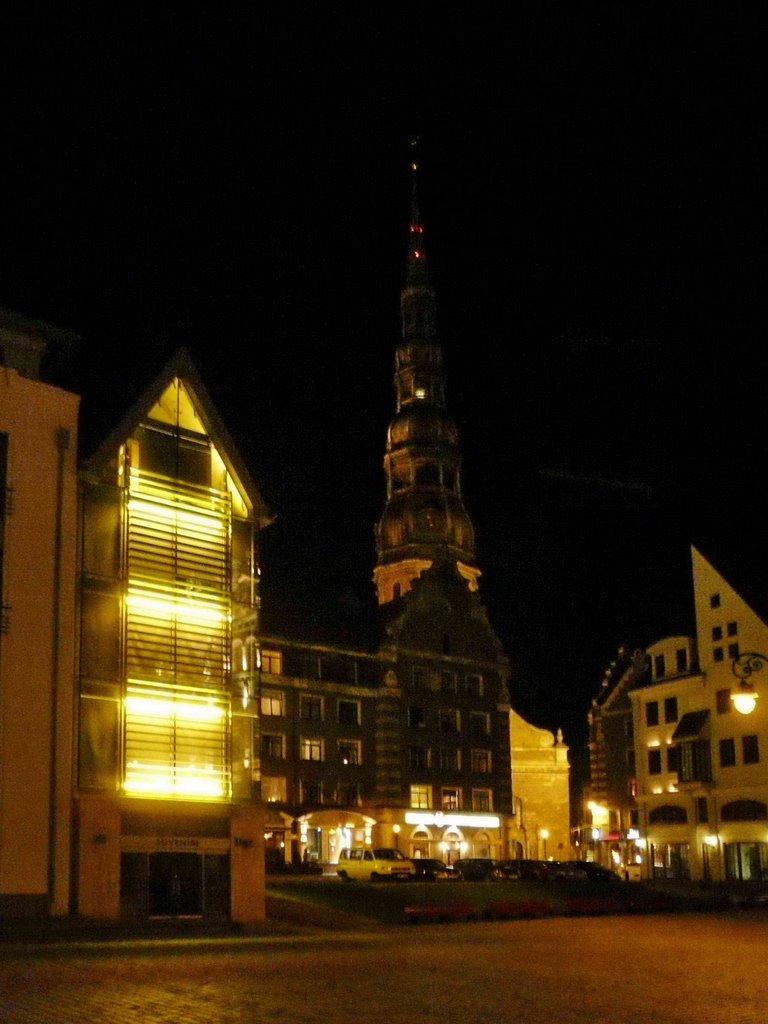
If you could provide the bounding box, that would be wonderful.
[128,496,226,536]
[124,763,225,798]
[127,587,228,624]
[125,695,224,721]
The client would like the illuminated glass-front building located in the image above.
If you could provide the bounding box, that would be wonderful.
[76,349,271,921]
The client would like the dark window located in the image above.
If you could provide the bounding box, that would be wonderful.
[648,749,662,774]
[721,800,768,822]
[720,738,736,768]
[412,666,427,689]
[713,647,724,663]
[626,747,636,770]
[408,706,426,728]
[710,593,721,609]
[696,797,709,824]
[667,746,679,773]
[338,700,360,726]
[408,746,430,769]
[743,735,760,765]
[649,805,687,824]
[664,697,678,723]
[712,626,722,641]
[678,740,712,783]
[728,642,740,660]
[262,734,284,758]
[645,702,659,726]
[441,671,457,693]
[654,654,666,679]
[727,621,738,637]
[439,709,460,733]
[300,695,323,721]
[675,648,688,673]
[716,689,732,715]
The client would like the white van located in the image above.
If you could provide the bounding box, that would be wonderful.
[336,847,416,881]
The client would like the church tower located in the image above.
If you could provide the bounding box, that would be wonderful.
[374,153,480,605]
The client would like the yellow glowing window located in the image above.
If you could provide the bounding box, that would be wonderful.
[123,685,230,799]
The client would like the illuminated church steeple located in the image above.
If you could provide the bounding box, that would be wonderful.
[373,149,480,605]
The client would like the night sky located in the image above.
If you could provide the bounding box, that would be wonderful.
[2,7,766,751]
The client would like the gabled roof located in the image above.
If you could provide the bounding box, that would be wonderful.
[81,347,272,526]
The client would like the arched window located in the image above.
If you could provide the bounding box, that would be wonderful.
[649,805,687,824]
[721,800,768,822]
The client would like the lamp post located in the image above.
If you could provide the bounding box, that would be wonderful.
[392,823,401,852]
[731,652,766,714]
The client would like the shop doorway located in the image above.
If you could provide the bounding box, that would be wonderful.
[121,852,230,917]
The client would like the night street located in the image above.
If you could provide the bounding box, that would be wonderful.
[1,912,766,1023]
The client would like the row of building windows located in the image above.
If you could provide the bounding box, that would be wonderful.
[260,776,494,813]
[261,691,361,725]
[646,734,760,775]
[409,784,493,812]
[407,747,493,772]
[410,668,484,696]
[408,707,491,735]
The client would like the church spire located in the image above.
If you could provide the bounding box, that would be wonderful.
[373,147,480,605]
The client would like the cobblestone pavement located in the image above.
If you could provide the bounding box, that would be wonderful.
[1,911,767,1024]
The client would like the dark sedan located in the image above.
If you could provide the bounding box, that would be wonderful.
[411,858,458,881]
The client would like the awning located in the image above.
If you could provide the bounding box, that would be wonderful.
[671,709,710,741]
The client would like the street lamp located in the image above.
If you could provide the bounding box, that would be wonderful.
[392,823,401,852]
[731,652,766,714]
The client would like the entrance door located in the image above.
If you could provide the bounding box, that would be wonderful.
[148,852,203,916]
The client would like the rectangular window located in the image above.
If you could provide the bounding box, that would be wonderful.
[412,666,428,689]
[678,740,712,783]
[408,746,430,769]
[439,708,460,734]
[664,697,678,723]
[410,784,431,809]
[300,695,324,721]
[408,706,426,728]
[464,674,484,697]
[719,738,736,768]
[716,689,732,715]
[441,787,462,811]
[261,649,282,674]
[441,670,458,693]
[645,701,659,726]
[438,747,461,770]
[728,642,740,660]
[338,739,361,766]
[713,647,724,663]
[654,654,666,679]
[743,734,760,765]
[696,796,709,824]
[710,593,721,609]
[667,745,679,773]
[337,699,360,725]
[301,780,322,804]
[712,626,723,641]
[675,648,688,673]
[300,737,324,762]
[337,783,360,806]
[261,690,285,717]
[262,733,285,759]
[648,748,662,774]
[471,749,492,773]
[472,789,492,812]
[470,711,491,738]
[727,621,738,637]
[261,775,287,802]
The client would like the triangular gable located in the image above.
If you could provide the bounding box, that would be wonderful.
[82,347,271,526]
[691,545,768,671]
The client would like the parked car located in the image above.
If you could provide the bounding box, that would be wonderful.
[501,859,552,880]
[453,857,509,881]
[336,847,416,881]
[411,858,458,881]
[573,861,622,883]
